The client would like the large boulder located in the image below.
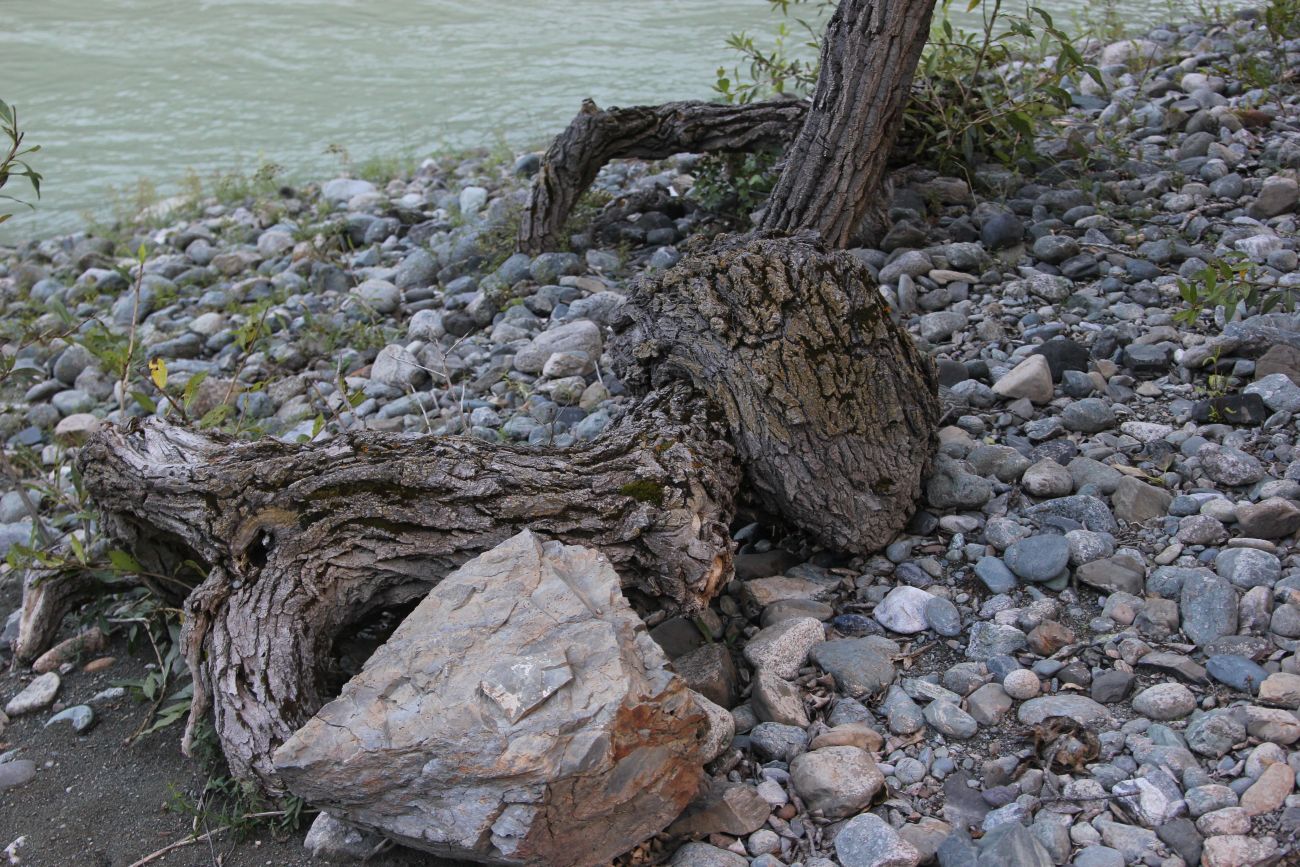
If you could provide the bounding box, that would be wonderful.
[274,530,708,866]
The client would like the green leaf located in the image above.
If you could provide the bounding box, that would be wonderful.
[182,371,209,410]
[108,549,143,574]
[68,534,87,565]
[131,390,158,413]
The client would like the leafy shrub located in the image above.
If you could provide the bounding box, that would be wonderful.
[0,98,42,224]
[713,0,1102,179]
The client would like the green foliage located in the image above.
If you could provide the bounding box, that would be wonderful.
[691,151,781,222]
[1174,253,1294,325]
[0,98,43,224]
[712,0,1103,179]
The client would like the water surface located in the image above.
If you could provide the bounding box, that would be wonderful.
[2,0,1202,241]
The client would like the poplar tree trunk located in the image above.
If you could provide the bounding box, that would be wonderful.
[54,0,941,806]
[758,0,939,245]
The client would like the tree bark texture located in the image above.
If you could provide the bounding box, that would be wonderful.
[758,0,938,246]
[516,98,808,254]
[616,233,937,553]
[77,384,739,792]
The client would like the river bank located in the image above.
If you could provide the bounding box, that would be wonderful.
[3,5,1300,867]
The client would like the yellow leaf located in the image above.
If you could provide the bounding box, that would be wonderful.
[149,357,168,391]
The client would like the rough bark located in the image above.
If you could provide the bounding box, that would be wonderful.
[617,233,937,553]
[78,384,738,792]
[758,0,938,246]
[517,98,807,254]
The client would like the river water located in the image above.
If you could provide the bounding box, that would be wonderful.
[2,0,1201,241]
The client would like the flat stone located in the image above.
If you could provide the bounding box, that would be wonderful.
[749,722,810,762]
[670,842,748,867]
[673,643,741,709]
[303,812,387,860]
[1206,655,1268,693]
[1003,535,1070,583]
[4,672,60,717]
[1215,547,1281,589]
[1076,555,1145,595]
[1181,572,1239,646]
[1259,672,1300,708]
[1235,497,1300,539]
[1131,683,1196,720]
[924,700,978,738]
[44,704,95,734]
[668,781,771,837]
[273,531,707,865]
[976,822,1053,867]
[1200,834,1279,866]
[964,623,1026,660]
[810,637,897,698]
[0,760,36,791]
[835,813,921,867]
[1200,445,1266,487]
[751,669,809,727]
[1017,695,1112,727]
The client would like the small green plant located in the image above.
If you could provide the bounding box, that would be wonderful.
[0,98,42,224]
[1173,253,1293,325]
[691,150,781,222]
[712,0,1103,180]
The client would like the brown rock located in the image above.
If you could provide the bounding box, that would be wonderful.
[82,656,116,674]
[32,628,107,674]
[1027,620,1075,656]
[667,781,771,837]
[1255,344,1300,385]
[1235,498,1300,540]
[1240,762,1294,816]
[809,722,883,753]
[1076,555,1145,595]
[673,643,741,709]
[274,531,708,867]
[1259,672,1300,709]
[751,669,810,727]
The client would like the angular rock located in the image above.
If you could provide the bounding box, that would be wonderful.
[743,617,824,679]
[1017,695,1112,727]
[1112,476,1172,523]
[668,781,771,837]
[992,355,1053,405]
[303,812,387,861]
[1235,497,1300,539]
[273,531,707,866]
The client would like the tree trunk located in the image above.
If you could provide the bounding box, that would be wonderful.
[517,98,807,254]
[616,233,936,553]
[758,0,938,246]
